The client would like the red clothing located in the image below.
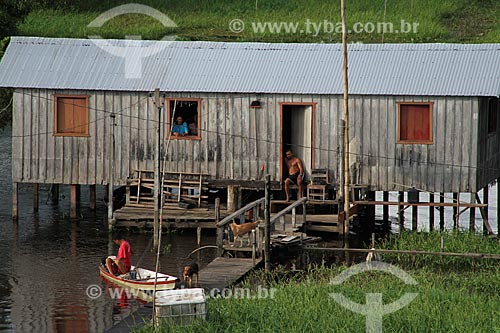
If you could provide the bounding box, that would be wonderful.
[117,240,132,273]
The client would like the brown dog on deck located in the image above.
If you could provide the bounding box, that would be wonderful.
[230,221,258,247]
[182,262,199,288]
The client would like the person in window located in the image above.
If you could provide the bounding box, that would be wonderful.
[171,116,189,136]
[188,119,198,136]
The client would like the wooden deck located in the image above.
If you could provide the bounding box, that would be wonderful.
[114,204,228,228]
[197,257,262,290]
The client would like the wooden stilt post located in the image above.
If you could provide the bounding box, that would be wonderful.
[382,191,389,223]
[469,192,475,232]
[215,198,223,257]
[197,225,202,248]
[483,186,489,235]
[227,185,237,212]
[497,182,500,236]
[439,192,445,231]
[12,182,18,220]
[33,183,39,212]
[51,184,59,204]
[70,185,78,219]
[429,193,434,231]
[452,192,458,230]
[264,175,271,272]
[411,190,418,231]
[89,185,96,210]
[398,191,404,231]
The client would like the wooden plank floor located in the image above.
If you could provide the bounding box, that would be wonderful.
[114,205,228,222]
[198,257,262,290]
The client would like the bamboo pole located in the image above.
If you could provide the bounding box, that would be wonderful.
[153,88,161,250]
[108,113,115,230]
[341,0,350,252]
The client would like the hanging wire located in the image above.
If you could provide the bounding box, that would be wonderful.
[11,90,500,175]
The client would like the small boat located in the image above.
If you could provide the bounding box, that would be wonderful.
[99,266,178,291]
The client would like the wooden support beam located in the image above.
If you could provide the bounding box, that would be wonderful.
[89,185,96,210]
[33,183,39,212]
[439,192,445,231]
[498,181,500,236]
[398,191,404,231]
[227,185,238,212]
[411,190,418,231]
[483,187,489,235]
[429,193,434,231]
[469,192,475,232]
[353,200,486,208]
[475,193,494,235]
[70,185,78,219]
[12,182,18,220]
[382,191,389,222]
[452,193,459,230]
[50,184,59,204]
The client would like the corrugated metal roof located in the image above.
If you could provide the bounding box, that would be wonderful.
[1,36,500,96]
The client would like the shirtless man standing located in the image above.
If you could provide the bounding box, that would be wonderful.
[284,150,304,202]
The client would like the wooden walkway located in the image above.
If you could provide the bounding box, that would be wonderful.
[197,257,262,290]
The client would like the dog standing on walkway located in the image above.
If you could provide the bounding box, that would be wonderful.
[182,262,199,288]
[230,221,258,247]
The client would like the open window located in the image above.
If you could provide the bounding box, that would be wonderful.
[397,102,433,144]
[54,94,89,136]
[488,98,498,134]
[167,98,201,139]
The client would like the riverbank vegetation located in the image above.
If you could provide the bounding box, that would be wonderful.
[138,231,500,332]
[14,0,500,43]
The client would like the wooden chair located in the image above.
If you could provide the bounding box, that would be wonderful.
[307,169,330,201]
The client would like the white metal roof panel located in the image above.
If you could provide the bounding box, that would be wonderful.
[1,37,500,96]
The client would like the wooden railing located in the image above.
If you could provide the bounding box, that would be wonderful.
[215,197,309,258]
[125,169,210,208]
[216,198,265,256]
[270,197,308,231]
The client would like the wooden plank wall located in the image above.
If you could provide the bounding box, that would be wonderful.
[12,89,484,192]
[476,97,500,189]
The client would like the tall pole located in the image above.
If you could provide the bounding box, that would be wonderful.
[264,174,271,272]
[153,88,161,251]
[341,0,350,249]
[107,113,115,230]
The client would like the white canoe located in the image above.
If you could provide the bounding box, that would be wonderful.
[99,266,177,291]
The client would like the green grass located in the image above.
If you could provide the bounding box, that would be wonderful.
[136,232,500,332]
[15,0,500,43]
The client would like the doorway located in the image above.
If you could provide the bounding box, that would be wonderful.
[280,103,314,181]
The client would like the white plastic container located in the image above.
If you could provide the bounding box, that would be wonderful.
[154,288,206,326]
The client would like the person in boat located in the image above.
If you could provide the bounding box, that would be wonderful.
[105,232,133,276]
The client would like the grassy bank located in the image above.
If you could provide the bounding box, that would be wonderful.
[138,231,500,332]
[16,0,500,43]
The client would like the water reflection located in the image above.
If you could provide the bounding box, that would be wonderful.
[0,124,217,332]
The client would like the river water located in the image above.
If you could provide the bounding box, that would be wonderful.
[0,123,498,332]
[0,124,217,332]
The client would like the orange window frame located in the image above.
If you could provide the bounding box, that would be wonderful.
[166,98,202,140]
[54,94,89,137]
[397,102,433,144]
